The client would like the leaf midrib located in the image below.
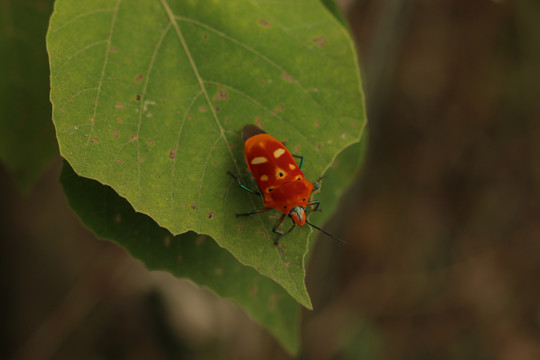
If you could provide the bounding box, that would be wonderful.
[158,0,308,306]
[159,0,234,168]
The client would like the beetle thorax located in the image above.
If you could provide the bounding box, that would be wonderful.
[263,179,313,220]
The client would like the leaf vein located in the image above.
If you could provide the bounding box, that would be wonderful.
[174,13,329,118]
[196,135,223,224]
[53,40,108,81]
[170,91,203,206]
[159,0,244,191]
[85,0,121,164]
[203,80,310,144]
[163,3,302,298]
[51,8,116,34]
[135,22,173,197]
[56,87,99,111]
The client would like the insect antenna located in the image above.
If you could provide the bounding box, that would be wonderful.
[305,220,346,244]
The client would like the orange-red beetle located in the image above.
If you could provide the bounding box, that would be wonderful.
[229,125,344,244]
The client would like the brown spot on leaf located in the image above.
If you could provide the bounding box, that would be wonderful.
[255,117,263,128]
[207,211,215,220]
[282,72,295,83]
[118,118,123,123]
[214,105,220,111]
[188,114,194,120]
[110,47,117,52]
[136,94,141,101]
[269,293,281,311]
[214,90,228,100]
[199,106,206,112]
[191,203,197,210]
[202,34,208,40]
[115,103,124,109]
[195,234,205,245]
[130,135,137,141]
[312,36,326,48]
[125,57,131,63]
[314,121,320,127]
[135,74,143,82]
[237,224,243,232]
[113,130,118,138]
[147,139,154,145]
[169,149,176,160]
[258,18,271,27]
[89,137,99,143]
[214,268,223,276]
[316,143,322,150]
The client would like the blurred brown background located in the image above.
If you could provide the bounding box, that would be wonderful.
[2,0,539,359]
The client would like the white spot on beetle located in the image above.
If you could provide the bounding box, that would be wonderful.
[260,174,269,181]
[273,148,285,158]
[251,157,268,164]
[289,163,296,170]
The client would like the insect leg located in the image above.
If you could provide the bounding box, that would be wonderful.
[235,207,273,217]
[306,200,321,212]
[315,175,326,183]
[227,171,262,196]
[271,213,286,233]
[272,214,295,245]
[313,175,326,191]
[292,154,305,170]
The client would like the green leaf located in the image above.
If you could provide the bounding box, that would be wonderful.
[320,0,349,28]
[60,161,301,354]
[47,0,366,308]
[0,0,58,191]
[309,133,368,230]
